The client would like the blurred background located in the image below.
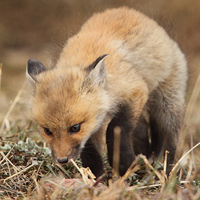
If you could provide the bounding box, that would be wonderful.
[0,0,200,140]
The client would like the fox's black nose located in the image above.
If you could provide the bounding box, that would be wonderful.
[57,157,68,164]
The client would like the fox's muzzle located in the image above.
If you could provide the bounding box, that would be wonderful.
[51,143,82,165]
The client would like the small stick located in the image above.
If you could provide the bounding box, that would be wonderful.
[185,157,193,182]
[4,163,36,182]
[169,142,200,178]
[92,174,105,187]
[139,155,165,186]
[70,159,90,185]
[0,151,19,172]
[163,150,169,175]
[70,159,96,186]
[128,183,162,191]
[70,159,84,177]
[5,158,12,180]
[27,120,32,130]
[120,155,141,181]
[0,81,26,131]
[178,74,200,153]
[113,126,121,176]
[55,163,71,178]
[35,160,44,180]
[184,74,200,125]
[0,144,16,165]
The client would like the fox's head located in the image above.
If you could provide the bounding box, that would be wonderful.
[26,55,110,164]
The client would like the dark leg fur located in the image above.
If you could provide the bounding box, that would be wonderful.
[81,106,151,177]
[80,138,104,178]
[132,115,151,158]
[106,105,136,176]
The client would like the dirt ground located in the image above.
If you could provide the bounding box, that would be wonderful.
[0,0,200,134]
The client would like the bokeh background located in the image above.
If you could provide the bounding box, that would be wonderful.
[0,0,200,141]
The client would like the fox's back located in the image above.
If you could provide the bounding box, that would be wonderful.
[57,7,186,92]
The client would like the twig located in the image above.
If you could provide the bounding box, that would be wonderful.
[70,159,87,180]
[35,160,44,180]
[5,157,12,180]
[185,158,193,182]
[178,73,200,151]
[70,159,95,186]
[0,185,17,193]
[128,183,162,191]
[163,150,168,175]
[128,180,198,191]
[27,120,32,130]
[4,163,36,182]
[55,163,71,178]
[92,174,105,187]
[190,134,196,171]
[0,151,19,172]
[0,81,26,131]
[113,126,121,176]
[193,184,200,199]
[184,73,200,125]
[169,142,200,178]
[0,144,16,165]
[120,156,140,181]
[139,155,165,186]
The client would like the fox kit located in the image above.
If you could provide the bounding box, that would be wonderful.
[26,7,187,177]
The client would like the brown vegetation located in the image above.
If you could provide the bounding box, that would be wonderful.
[0,0,200,199]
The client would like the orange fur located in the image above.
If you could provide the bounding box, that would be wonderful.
[27,7,187,175]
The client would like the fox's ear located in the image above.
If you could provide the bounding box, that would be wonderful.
[84,54,108,88]
[26,58,46,85]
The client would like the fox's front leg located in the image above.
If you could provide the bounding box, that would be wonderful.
[106,104,136,176]
[80,138,104,178]
[80,117,111,178]
[106,83,148,176]
[132,114,151,158]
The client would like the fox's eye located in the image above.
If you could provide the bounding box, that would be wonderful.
[70,124,81,133]
[43,127,53,136]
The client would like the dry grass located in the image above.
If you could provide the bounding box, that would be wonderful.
[0,0,200,199]
[0,76,200,199]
